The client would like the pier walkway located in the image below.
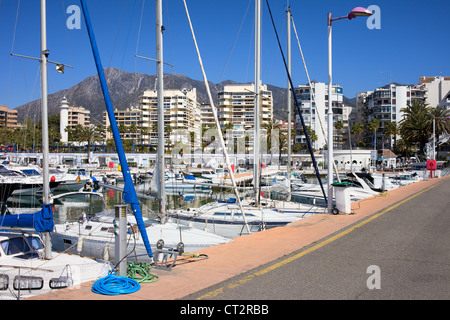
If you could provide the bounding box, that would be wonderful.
[28,175,450,300]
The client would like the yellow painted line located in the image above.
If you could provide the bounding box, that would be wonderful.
[196,178,448,300]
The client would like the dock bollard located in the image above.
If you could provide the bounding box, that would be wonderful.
[114,205,128,277]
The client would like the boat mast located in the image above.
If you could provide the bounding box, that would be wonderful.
[182,0,250,234]
[80,0,154,259]
[156,0,166,222]
[286,2,292,193]
[253,0,261,207]
[40,0,52,259]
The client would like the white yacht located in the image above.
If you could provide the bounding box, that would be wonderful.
[0,231,111,300]
[51,211,231,262]
[167,200,301,239]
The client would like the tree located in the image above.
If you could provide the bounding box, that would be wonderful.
[350,123,364,147]
[367,118,380,149]
[334,120,344,148]
[71,125,103,163]
[430,106,450,137]
[399,100,432,155]
[384,121,399,150]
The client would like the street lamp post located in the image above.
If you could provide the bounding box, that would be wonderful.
[327,7,373,213]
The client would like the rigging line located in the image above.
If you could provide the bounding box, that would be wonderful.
[8,0,21,105]
[108,0,130,68]
[264,0,327,202]
[245,14,255,83]
[219,0,252,83]
[290,14,340,182]
[182,0,250,234]
[134,0,146,74]
[134,0,145,57]
[60,0,75,87]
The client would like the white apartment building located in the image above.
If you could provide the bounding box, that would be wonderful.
[293,82,344,150]
[199,103,216,129]
[217,83,273,151]
[364,84,426,149]
[418,76,450,108]
[103,107,143,143]
[140,88,200,148]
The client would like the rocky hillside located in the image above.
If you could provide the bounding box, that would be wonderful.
[15,67,354,124]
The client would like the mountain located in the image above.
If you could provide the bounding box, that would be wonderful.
[15,67,353,123]
[16,68,225,125]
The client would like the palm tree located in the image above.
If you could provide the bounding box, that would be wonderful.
[430,106,450,137]
[350,123,364,148]
[384,121,399,150]
[118,124,128,140]
[334,120,344,148]
[429,106,450,157]
[72,125,103,163]
[367,118,380,149]
[399,100,432,154]
[393,138,416,159]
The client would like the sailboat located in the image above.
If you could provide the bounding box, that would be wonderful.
[165,0,330,239]
[0,0,111,300]
[50,0,231,261]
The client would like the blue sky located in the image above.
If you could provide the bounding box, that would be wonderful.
[1,0,449,111]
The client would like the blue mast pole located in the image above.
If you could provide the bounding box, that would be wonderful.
[79,0,153,258]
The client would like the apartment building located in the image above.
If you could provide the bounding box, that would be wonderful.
[293,82,344,150]
[418,76,450,108]
[0,105,18,129]
[363,84,426,149]
[103,107,143,143]
[139,88,200,148]
[199,103,216,129]
[217,83,273,151]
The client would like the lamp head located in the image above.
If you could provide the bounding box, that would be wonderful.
[347,7,373,20]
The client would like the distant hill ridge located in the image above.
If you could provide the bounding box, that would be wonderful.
[15,67,356,124]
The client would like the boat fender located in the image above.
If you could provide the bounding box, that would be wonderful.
[103,243,110,261]
[77,236,85,253]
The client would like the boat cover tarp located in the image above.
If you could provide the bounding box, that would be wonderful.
[0,204,54,232]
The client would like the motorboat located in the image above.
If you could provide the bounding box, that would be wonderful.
[0,165,61,204]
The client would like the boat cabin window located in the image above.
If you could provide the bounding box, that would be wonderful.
[1,237,30,255]
[0,165,23,177]
[26,236,44,250]
[21,169,41,176]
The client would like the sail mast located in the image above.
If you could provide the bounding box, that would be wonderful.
[182,0,250,234]
[253,0,261,207]
[80,0,154,259]
[156,0,166,222]
[40,0,52,259]
[286,2,292,192]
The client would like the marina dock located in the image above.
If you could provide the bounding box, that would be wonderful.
[27,174,450,301]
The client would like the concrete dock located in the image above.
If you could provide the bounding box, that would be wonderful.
[28,174,450,300]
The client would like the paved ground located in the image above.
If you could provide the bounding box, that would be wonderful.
[28,175,450,301]
[184,177,450,300]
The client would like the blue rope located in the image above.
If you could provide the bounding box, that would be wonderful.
[92,272,141,295]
